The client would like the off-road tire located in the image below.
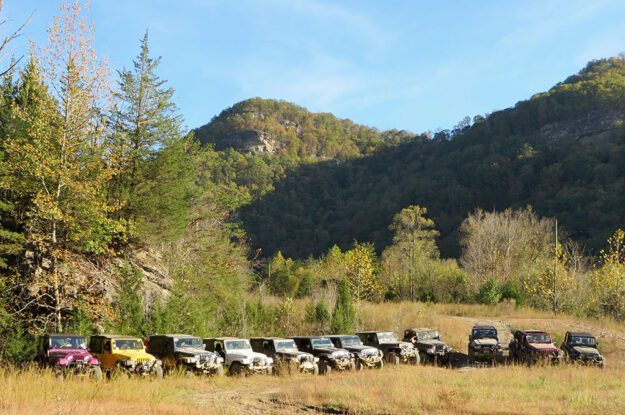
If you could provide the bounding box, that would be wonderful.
[54,367,64,381]
[92,366,103,382]
[319,361,332,375]
[153,365,164,379]
[229,362,245,377]
[387,352,400,366]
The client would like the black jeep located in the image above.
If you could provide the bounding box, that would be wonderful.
[146,334,224,376]
[250,337,319,375]
[560,331,604,367]
[403,328,453,365]
[290,336,353,375]
[356,331,419,365]
[327,335,384,369]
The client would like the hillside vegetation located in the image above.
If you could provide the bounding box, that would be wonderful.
[1,2,625,367]
[234,58,625,258]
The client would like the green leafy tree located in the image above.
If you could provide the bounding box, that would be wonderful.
[382,205,440,301]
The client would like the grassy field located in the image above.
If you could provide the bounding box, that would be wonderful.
[1,302,623,414]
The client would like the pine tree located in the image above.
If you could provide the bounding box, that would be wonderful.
[109,31,182,223]
[331,280,356,334]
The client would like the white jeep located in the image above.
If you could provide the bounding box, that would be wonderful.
[204,337,273,376]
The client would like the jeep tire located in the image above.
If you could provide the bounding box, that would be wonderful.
[229,362,245,377]
[387,352,400,366]
[92,366,103,382]
[319,361,331,375]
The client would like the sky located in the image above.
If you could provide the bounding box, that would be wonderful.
[4,0,625,133]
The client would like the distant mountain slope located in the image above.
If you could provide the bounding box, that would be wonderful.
[235,57,625,258]
[194,97,414,161]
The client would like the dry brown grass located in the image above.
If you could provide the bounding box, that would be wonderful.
[1,302,623,414]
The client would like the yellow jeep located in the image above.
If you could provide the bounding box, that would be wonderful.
[89,335,163,378]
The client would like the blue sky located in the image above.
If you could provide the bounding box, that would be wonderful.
[4,0,625,133]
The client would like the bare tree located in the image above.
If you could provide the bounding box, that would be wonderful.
[0,2,33,76]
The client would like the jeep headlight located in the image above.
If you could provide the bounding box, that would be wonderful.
[314,357,319,363]
[66,355,74,363]
[428,346,436,354]
[84,356,90,363]
[266,357,273,365]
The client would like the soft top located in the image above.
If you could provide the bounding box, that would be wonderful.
[92,334,141,340]
[567,331,594,337]
[472,325,497,330]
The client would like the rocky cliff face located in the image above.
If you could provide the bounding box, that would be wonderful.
[540,110,625,142]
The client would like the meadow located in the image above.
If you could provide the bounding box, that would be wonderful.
[1,302,623,415]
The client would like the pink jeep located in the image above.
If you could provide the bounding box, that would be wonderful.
[36,334,102,381]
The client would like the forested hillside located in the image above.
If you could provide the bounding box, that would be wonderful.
[2,1,625,363]
[225,58,625,258]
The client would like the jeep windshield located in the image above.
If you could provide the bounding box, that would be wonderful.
[527,334,552,343]
[275,340,298,351]
[50,336,87,349]
[416,331,439,341]
[225,340,252,351]
[311,338,334,348]
[113,339,143,350]
[569,336,596,347]
[377,332,398,343]
[472,329,497,339]
[175,337,204,349]
[340,336,363,347]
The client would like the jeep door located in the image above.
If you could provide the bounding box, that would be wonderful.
[162,338,177,371]
[99,339,116,369]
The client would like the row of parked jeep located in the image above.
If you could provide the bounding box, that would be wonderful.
[35,325,604,381]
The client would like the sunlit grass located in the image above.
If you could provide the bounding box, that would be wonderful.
[1,302,623,414]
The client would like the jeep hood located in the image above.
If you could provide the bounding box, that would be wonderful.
[177,347,213,357]
[114,350,154,360]
[473,338,498,347]
[529,343,559,352]
[276,350,309,358]
[416,339,446,347]
[572,346,600,356]
[343,345,376,353]
[314,346,348,355]
[228,351,269,361]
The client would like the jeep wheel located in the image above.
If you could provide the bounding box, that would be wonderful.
[319,362,331,375]
[54,368,64,381]
[92,366,103,383]
[229,362,245,377]
[387,352,400,366]
[153,365,164,380]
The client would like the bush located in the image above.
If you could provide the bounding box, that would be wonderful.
[477,279,502,305]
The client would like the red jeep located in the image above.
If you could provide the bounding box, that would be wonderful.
[509,330,563,365]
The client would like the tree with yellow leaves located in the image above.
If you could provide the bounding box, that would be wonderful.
[590,229,625,320]
[0,3,120,332]
[344,242,381,302]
